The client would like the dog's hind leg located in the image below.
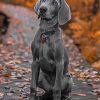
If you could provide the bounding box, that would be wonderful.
[61,73,73,100]
[63,48,69,74]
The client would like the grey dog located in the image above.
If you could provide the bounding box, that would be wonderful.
[30,0,73,100]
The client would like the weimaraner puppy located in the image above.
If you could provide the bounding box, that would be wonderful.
[30,0,73,100]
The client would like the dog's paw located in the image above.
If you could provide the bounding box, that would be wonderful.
[29,96,36,100]
[35,87,46,96]
[30,92,36,100]
[62,93,72,100]
[53,89,61,100]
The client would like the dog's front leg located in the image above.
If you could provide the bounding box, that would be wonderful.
[30,61,40,100]
[53,61,64,100]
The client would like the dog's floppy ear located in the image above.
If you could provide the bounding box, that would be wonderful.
[58,0,71,25]
[34,0,41,14]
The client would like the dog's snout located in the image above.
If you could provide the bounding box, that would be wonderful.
[40,7,47,13]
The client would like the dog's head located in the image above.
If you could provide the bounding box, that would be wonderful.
[34,0,71,25]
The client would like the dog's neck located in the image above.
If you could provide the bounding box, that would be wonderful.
[39,16,59,33]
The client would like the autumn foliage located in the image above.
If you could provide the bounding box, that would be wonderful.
[0,0,37,8]
[65,0,100,70]
[0,0,100,68]
[0,1,100,99]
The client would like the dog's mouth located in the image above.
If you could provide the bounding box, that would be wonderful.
[38,12,45,18]
[38,12,52,21]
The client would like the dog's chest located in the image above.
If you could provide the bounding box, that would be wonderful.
[39,34,55,60]
[37,33,56,72]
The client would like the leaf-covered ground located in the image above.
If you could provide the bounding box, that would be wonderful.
[0,3,100,100]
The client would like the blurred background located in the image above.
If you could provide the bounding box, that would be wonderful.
[0,0,100,67]
[0,0,100,99]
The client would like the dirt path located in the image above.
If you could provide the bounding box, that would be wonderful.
[0,3,99,100]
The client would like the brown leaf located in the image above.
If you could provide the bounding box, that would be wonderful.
[7,65,16,69]
[92,89,100,95]
[3,72,12,77]
[98,98,100,100]
[0,77,4,84]
[17,29,26,33]
[0,65,4,70]
[81,46,97,63]
[15,60,22,64]
[72,93,86,96]
[92,61,100,70]
[6,37,16,45]
[92,84,100,89]
[0,92,4,99]
[69,23,83,30]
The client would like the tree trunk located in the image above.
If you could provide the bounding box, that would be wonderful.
[92,0,100,15]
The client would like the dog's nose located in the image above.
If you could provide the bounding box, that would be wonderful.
[40,7,47,13]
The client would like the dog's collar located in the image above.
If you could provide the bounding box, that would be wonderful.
[42,30,55,35]
[39,24,57,44]
[39,16,58,31]
[39,23,59,34]
[40,30,55,44]
[39,16,59,44]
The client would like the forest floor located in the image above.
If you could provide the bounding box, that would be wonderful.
[0,3,100,100]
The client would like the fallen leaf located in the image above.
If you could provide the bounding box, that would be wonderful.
[0,92,4,99]
[7,93,13,96]
[98,98,100,100]
[0,77,4,84]
[92,89,100,95]
[92,84,100,89]
[17,29,26,33]
[72,93,86,96]
[8,65,16,69]
[69,23,83,30]
[92,61,100,70]
[0,65,4,70]
[3,72,12,77]
[15,60,22,64]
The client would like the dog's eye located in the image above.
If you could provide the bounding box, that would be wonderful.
[52,1,57,5]
[42,0,46,2]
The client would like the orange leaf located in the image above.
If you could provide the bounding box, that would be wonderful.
[0,92,4,99]
[72,93,86,96]
[3,72,12,77]
[92,61,100,70]
[69,23,83,30]
[7,66,16,69]
[0,66,3,70]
